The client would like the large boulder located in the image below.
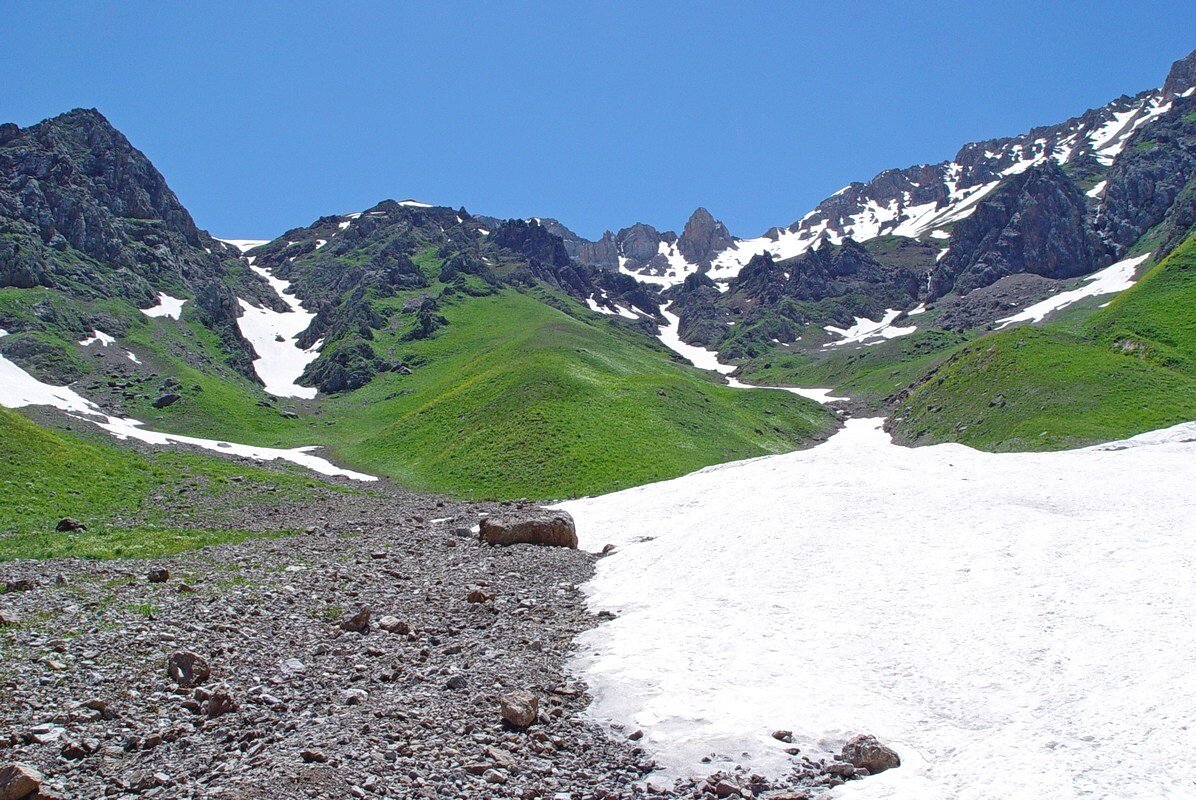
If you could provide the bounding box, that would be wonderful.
[839,734,900,774]
[0,763,42,800]
[479,510,578,548]
[499,690,539,728]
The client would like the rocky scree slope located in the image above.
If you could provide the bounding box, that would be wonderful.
[0,485,875,799]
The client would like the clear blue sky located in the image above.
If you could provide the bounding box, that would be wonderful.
[3,2,1193,240]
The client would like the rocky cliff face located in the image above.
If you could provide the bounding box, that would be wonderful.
[0,108,280,378]
[930,162,1109,298]
[1163,49,1196,97]
[1097,93,1196,257]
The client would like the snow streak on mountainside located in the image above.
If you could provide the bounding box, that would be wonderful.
[561,418,1196,798]
[0,329,374,480]
[220,239,321,399]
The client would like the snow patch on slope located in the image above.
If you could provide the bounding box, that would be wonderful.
[219,238,320,399]
[141,292,186,319]
[0,330,374,481]
[657,308,844,403]
[78,330,116,347]
[824,310,916,347]
[560,417,1196,797]
[995,252,1151,329]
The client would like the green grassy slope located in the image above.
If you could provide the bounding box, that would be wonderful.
[736,328,968,410]
[322,288,835,498]
[0,406,335,559]
[2,283,835,501]
[889,234,1196,450]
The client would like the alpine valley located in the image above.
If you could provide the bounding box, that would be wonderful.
[2,44,1196,800]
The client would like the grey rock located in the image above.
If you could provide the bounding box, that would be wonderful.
[500,690,539,728]
[480,511,578,548]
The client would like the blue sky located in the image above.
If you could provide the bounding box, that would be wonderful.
[4,2,1194,240]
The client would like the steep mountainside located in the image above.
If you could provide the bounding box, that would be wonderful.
[629,51,1196,425]
[0,109,278,379]
[559,50,1195,300]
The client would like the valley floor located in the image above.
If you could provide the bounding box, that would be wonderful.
[0,489,664,799]
[559,417,1196,799]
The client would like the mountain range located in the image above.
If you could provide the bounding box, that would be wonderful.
[1,49,1194,509]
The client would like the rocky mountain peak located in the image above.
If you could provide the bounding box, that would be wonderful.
[677,207,733,268]
[7,106,203,245]
[1162,49,1196,97]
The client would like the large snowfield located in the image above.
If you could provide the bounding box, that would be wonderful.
[559,418,1196,799]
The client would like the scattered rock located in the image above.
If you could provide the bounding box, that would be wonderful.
[482,768,508,785]
[500,690,539,728]
[165,652,210,688]
[714,779,742,798]
[300,749,327,764]
[206,690,238,718]
[147,568,169,583]
[479,510,578,548]
[839,734,901,774]
[152,392,181,409]
[55,518,86,532]
[772,729,794,743]
[377,615,409,634]
[467,588,495,604]
[339,606,371,634]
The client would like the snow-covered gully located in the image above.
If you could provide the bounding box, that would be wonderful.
[656,307,845,403]
[559,419,1196,798]
[219,238,321,399]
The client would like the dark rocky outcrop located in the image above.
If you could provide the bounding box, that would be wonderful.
[577,230,620,270]
[490,219,572,268]
[1162,49,1196,98]
[931,162,1108,298]
[677,208,734,268]
[299,338,394,394]
[0,108,279,379]
[1097,93,1196,259]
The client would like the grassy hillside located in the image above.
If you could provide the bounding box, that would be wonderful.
[0,406,336,559]
[889,234,1196,450]
[2,283,836,501]
[736,328,968,410]
[322,288,835,498]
